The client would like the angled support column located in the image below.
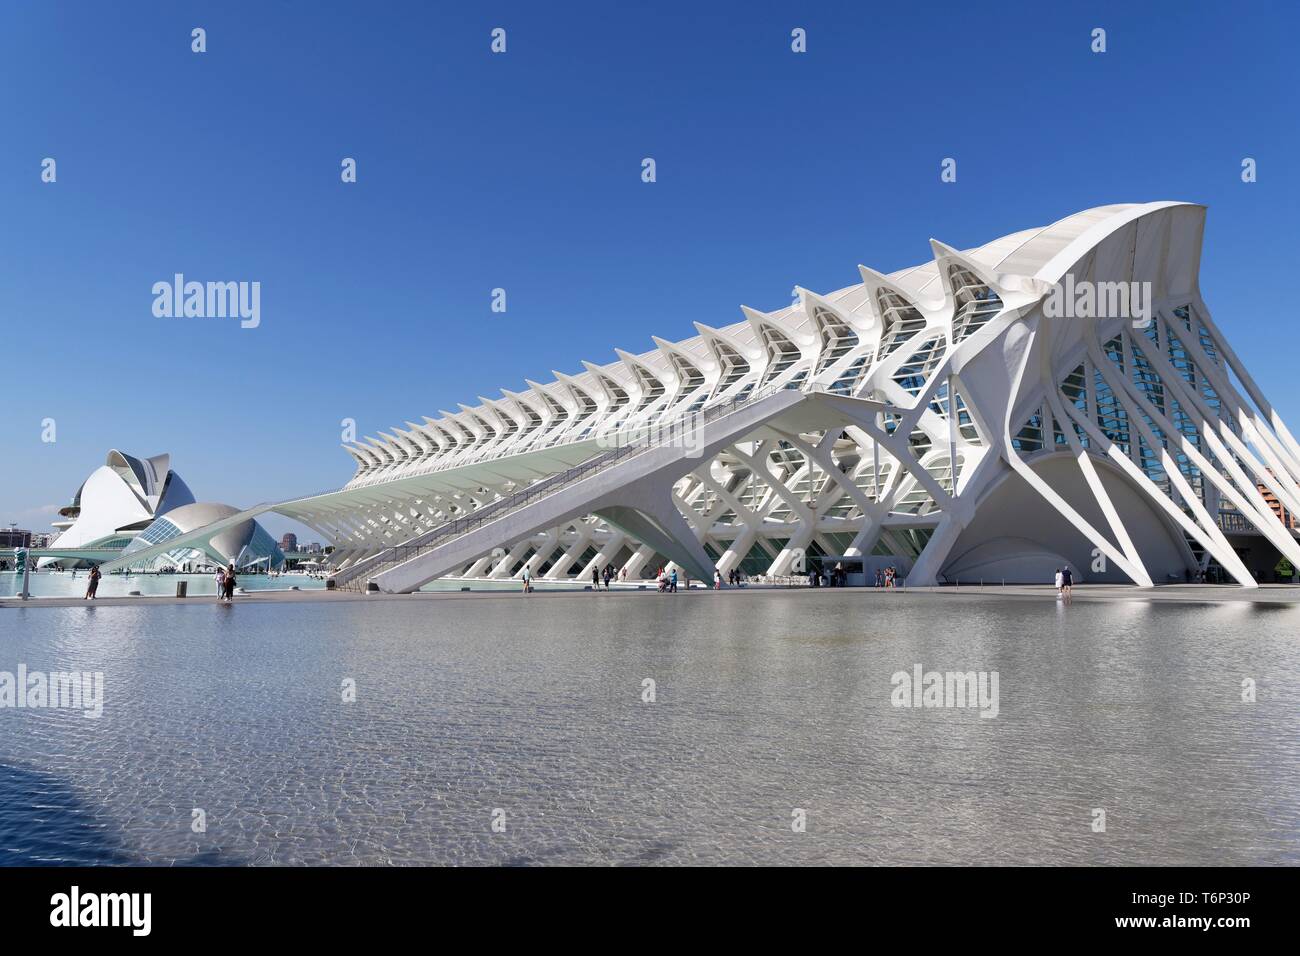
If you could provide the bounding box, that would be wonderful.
[1001,344,1155,587]
[905,512,962,586]
[622,543,657,580]
[577,529,627,581]
[520,528,560,579]
[462,553,496,578]
[1091,337,1299,576]
[544,522,591,579]
[593,499,715,584]
[491,537,533,578]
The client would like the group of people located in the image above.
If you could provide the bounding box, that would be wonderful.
[524,563,633,594]
[214,564,238,602]
[806,563,851,588]
[590,564,620,590]
[873,567,900,588]
[1053,566,1074,598]
[656,567,679,592]
[519,563,755,593]
[80,562,238,600]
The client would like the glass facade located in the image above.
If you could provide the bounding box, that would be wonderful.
[121,511,285,571]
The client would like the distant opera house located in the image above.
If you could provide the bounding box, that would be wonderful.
[41,450,283,571]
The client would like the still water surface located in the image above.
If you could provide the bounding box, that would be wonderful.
[1,590,1296,865]
[0,570,325,599]
[0,571,580,598]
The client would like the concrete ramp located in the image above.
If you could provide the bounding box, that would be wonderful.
[369,387,814,593]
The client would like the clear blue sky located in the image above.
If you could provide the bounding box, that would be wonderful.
[2,0,1296,542]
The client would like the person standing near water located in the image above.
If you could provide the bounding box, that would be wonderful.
[1061,565,1073,599]
[223,564,237,602]
[215,566,226,598]
[521,566,531,594]
[1054,568,1063,594]
[84,565,101,600]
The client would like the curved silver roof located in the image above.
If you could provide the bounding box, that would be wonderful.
[157,502,241,534]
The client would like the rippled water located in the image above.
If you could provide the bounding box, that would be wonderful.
[1,590,1296,865]
[0,570,588,599]
[0,571,325,599]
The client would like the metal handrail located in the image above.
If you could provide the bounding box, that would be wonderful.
[330,380,819,589]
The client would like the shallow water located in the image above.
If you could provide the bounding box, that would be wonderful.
[0,590,1296,865]
[0,570,591,599]
[0,570,325,599]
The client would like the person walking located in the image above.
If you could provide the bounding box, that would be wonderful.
[669,568,678,593]
[522,566,532,594]
[592,565,600,590]
[602,565,612,590]
[714,568,722,590]
[84,565,101,600]
[1054,568,1063,594]
[1061,565,1073,599]
[222,564,237,602]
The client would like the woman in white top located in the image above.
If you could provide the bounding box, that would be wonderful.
[1054,569,1064,593]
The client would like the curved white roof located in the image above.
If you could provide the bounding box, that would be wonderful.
[346,202,1201,487]
[42,449,195,564]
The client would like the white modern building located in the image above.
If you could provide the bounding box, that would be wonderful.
[108,202,1300,590]
[118,502,284,572]
[41,450,283,571]
[39,450,195,566]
